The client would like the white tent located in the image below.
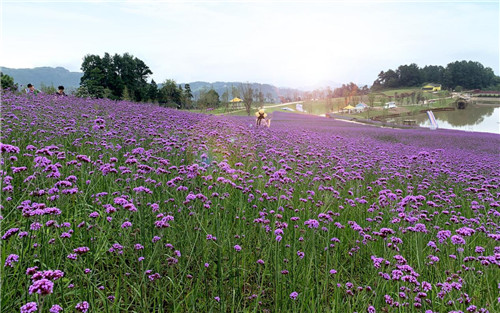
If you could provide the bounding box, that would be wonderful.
[355,103,368,112]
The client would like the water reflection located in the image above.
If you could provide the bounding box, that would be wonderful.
[282,102,500,134]
[390,105,499,134]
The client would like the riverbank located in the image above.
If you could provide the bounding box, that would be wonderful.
[473,98,500,106]
[327,113,418,130]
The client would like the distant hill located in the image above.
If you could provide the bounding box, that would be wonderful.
[0,66,305,101]
[0,66,83,90]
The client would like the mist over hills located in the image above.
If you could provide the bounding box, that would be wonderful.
[0,66,83,89]
[1,66,308,100]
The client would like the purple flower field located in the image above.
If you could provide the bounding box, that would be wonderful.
[1,92,499,312]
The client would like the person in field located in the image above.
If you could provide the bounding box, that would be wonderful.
[255,108,267,126]
[55,85,67,96]
[25,83,40,95]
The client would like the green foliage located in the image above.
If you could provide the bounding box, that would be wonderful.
[240,83,254,116]
[397,63,422,87]
[74,85,91,98]
[333,82,362,98]
[443,60,496,90]
[122,86,131,101]
[421,65,444,84]
[416,91,425,104]
[197,88,220,109]
[159,79,183,108]
[231,85,240,99]
[148,79,159,102]
[1,72,18,91]
[372,61,498,90]
[256,90,265,106]
[367,93,376,108]
[39,82,57,94]
[80,52,152,101]
[183,84,194,109]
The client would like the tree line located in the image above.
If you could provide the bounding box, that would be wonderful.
[3,54,498,109]
[371,61,499,90]
[77,53,266,114]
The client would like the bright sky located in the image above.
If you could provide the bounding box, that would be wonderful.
[1,0,499,88]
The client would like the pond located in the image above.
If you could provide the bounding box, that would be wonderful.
[277,102,499,135]
[386,105,499,134]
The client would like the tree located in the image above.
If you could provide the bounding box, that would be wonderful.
[75,86,91,98]
[122,86,132,101]
[178,84,185,108]
[1,72,17,91]
[148,79,158,102]
[231,85,240,99]
[221,88,230,112]
[80,54,106,98]
[410,91,416,105]
[80,52,152,101]
[158,79,182,107]
[266,92,274,103]
[421,65,444,84]
[375,70,399,88]
[416,91,425,105]
[443,60,496,90]
[397,63,422,87]
[367,93,376,108]
[370,61,498,90]
[257,89,265,108]
[184,84,193,109]
[359,85,370,95]
[240,83,254,116]
[198,88,220,110]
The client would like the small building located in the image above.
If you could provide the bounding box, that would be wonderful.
[422,83,442,92]
[384,102,397,109]
[355,103,368,112]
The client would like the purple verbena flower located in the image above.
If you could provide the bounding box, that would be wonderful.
[75,301,89,312]
[49,304,63,313]
[4,254,19,267]
[20,302,37,313]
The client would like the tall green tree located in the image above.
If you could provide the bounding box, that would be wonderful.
[443,60,496,90]
[396,63,422,87]
[1,72,18,91]
[183,84,193,109]
[374,70,399,88]
[80,52,152,101]
[371,61,497,90]
[421,65,444,84]
[159,79,182,107]
[221,88,230,112]
[80,54,106,98]
[148,79,158,102]
[198,88,220,110]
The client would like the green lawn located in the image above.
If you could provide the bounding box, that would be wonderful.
[187,88,454,119]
